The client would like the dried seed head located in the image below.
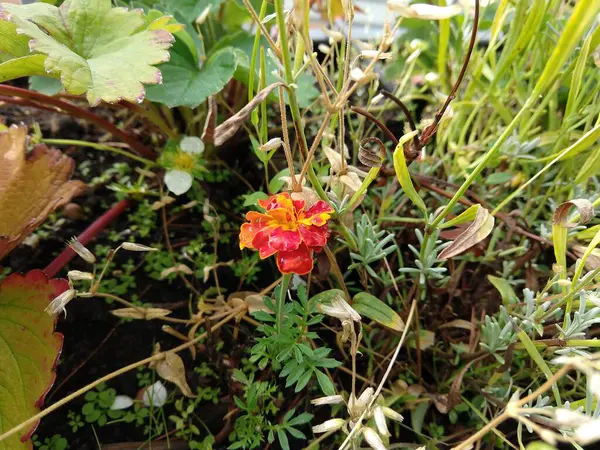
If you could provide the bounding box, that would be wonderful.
[312,418,346,434]
[67,270,93,281]
[358,137,385,168]
[46,289,76,316]
[68,237,96,263]
[311,395,345,406]
[120,242,158,252]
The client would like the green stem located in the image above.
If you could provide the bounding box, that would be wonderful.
[430,99,533,229]
[42,139,157,167]
[277,274,292,334]
[273,0,329,203]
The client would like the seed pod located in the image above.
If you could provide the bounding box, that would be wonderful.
[358,137,385,168]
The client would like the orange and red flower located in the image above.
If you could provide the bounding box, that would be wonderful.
[239,193,334,275]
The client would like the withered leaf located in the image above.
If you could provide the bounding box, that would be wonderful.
[155,350,195,398]
[439,205,495,260]
[0,125,85,260]
[214,82,285,146]
[111,307,172,320]
[553,198,595,228]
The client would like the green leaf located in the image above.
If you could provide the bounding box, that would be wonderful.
[0,55,48,82]
[352,292,404,331]
[439,205,479,229]
[315,369,335,396]
[29,76,63,95]
[1,0,175,105]
[146,41,241,108]
[309,289,345,306]
[277,429,289,450]
[294,368,313,392]
[525,442,557,450]
[487,275,518,305]
[485,172,512,185]
[393,130,427,218]
[411,401,430,435]
[0,271,66,450]
[243,191,269,207]
[268,168,290,194]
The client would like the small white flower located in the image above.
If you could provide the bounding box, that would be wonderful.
[68,237,96,263]
[142,381,168,408]
[554,408,586,426]
[318,296,361,322]
[589,373,600,399]
[363,427,386,450]
[46,289,76,316]
[260,138,283,152]
[388,1,462,20]
[120,242,158,252]
[311,395,345,406]
[575,420,600,445]
[67,270,93,281]
[312,418,346,433]
[360,50,393,60]
[382,406,404,422]
[110,395,134,410]
[165,169,193,196]
[374,406,390,437]
[348,387,374,417]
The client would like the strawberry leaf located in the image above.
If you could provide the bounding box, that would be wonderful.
[0,270,67,449]
[0,125,86,260]
[0,0,175,105]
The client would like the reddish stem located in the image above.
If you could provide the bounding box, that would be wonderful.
[0,85,155,159]
[44,200,131,277]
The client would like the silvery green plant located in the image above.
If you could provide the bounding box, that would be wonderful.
[555,291,600,354]
[399,229,448,285]
[346,215,397,279]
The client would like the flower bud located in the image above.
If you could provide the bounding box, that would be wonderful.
[46,289,76,316]
[259,138,283,152]
[120,242,158,252]
[67,270,93,281]
[363,427,386,450]
[68,237,96,263]
[311,395,345,406]
[374,406,390,437]
[312,418,346,433]
[382,406,404,422]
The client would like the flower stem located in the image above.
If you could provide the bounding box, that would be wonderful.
[277,273,292,334]
[42,139,157,167]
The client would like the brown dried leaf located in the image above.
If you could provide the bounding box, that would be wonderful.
[111,307,172,320]
[439,205,495,260]
[0,125,85,260]
[160,264,193,279]
[553,198,595,228]
[214,82,285,146]
[573,244,600,271]
[154,349,195,398]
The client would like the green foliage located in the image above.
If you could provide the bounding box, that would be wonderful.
[81,383,123,426]
[1,0,176,105]
[346,215,397,279]
[33,434,68,450]
[250,284,340,394]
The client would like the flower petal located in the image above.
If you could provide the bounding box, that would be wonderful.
[142,381,168,407]
[165,170,193,196]
[305,200,335,217]
[111,395,134,410]
[299,224,329,248]
[180,136,205,154]
[277,242,313,274]
[269,227,302,251]
[253,228,277,259]
[301,200,334,226]
[258,192,294,211]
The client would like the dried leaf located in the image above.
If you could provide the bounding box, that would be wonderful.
[0,125,85,260]
[0,270,67,448]
[154,348,195,398]
[111,307,172,320]
[160,264,193,279]
[214,82,285,146]
[553,199,595,228]
[439,205,495,259]
[573,244,600,271]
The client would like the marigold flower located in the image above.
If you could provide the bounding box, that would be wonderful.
[239,192,334,275]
